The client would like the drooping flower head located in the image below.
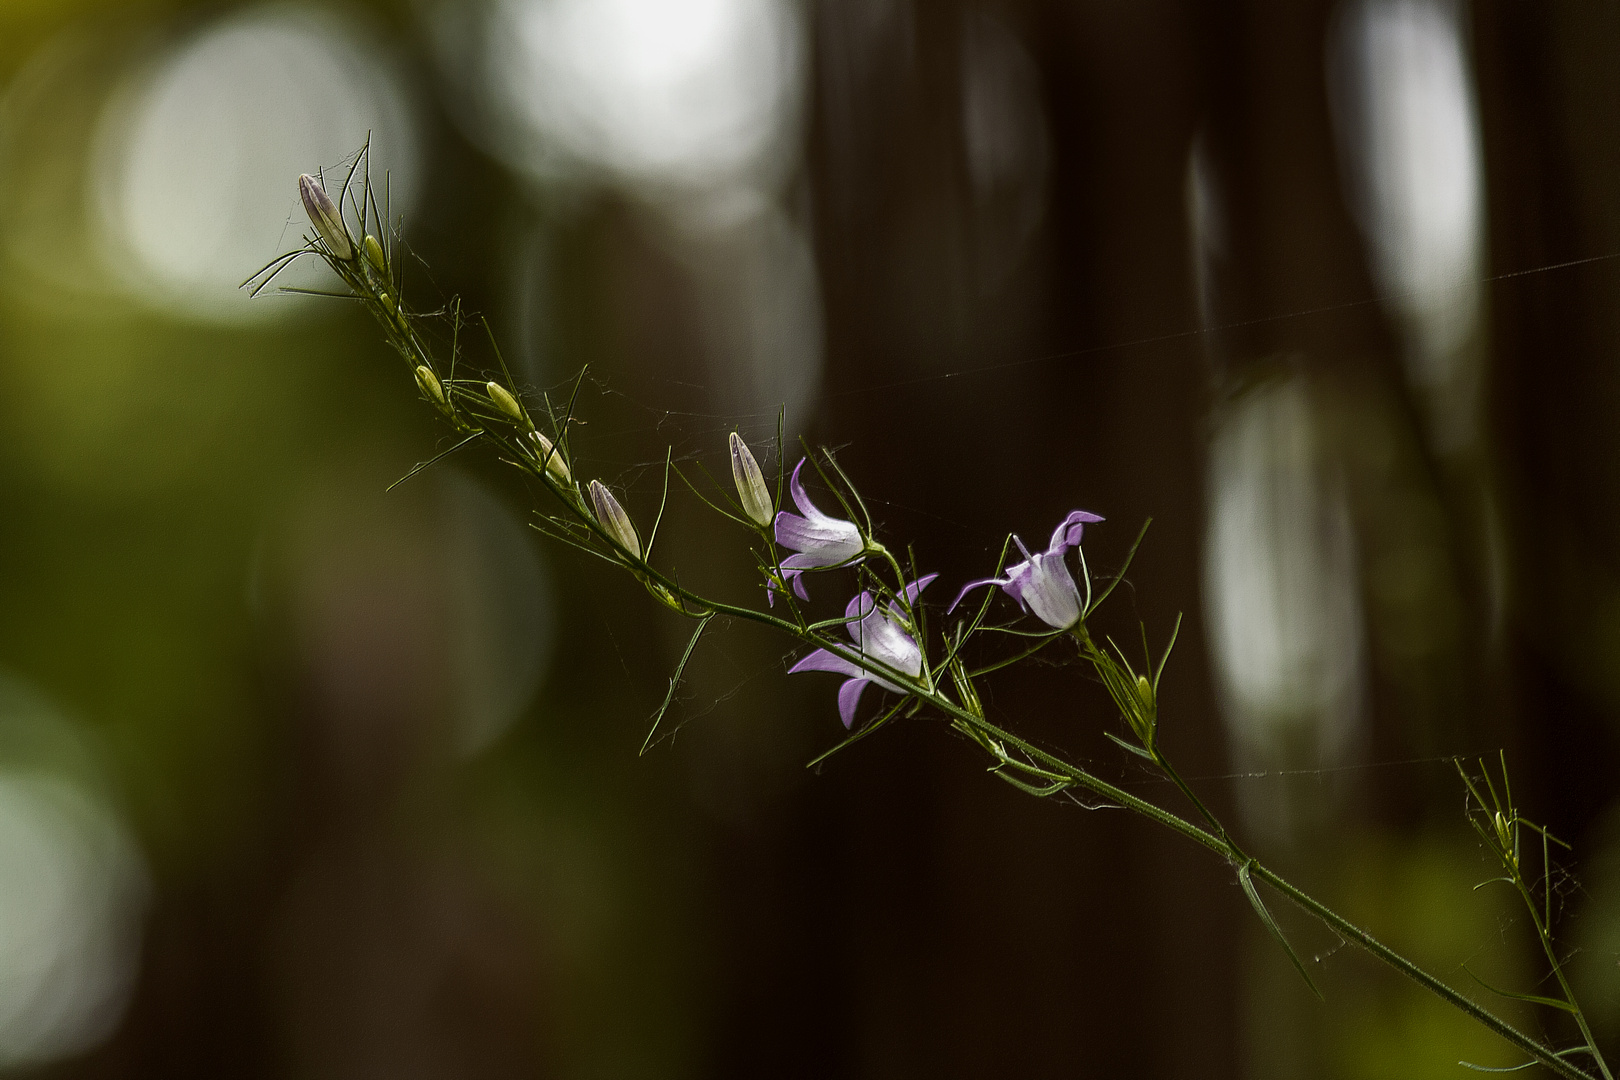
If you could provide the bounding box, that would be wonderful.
[951,510,1103,630]
[770,458,865,603]
[790,574,937,728]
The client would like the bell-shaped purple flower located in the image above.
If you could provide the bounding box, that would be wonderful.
[950,511,1104,630]
[771,459,865,603]
[790,574,937,728]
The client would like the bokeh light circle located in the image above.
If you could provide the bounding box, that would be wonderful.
[92,6,418,322]
[0,773,148,1068]
[481,0,803,198]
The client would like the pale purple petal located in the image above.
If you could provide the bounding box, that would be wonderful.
[781,551,832,571]
[844,590,874,630]
[898,572,938,609]
[855,606,922,684]
[1000,562,1037,613]
[949,576,1006,614]
[1052,510,1105,552]
[793,575,934,724]
[766,569,812,607]
[1014,553,1082,629]
[788,459,823,519]
[789,648,864,679]
[775,513,862,557]
[769,459,867,603]
[837,678,870,728]
[953,512,1101,630]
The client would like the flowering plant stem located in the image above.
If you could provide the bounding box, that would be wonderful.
[256,156,1606,1080]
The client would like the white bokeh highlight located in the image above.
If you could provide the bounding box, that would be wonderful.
[0,774,148,1068]
[1330,0,1484,390]
[1205,376,1364,802]
[483,0,803,208]
[92,6,418,321]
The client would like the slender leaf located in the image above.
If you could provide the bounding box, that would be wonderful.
[640,614,713,755]
[1464,967,1578,1014]
[386,431,483,492]
[1103,730,1156,761]
[1238,862,1323,999]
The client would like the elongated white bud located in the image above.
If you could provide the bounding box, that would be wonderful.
[729,432,773,527]
[589,480,640,559]
[414,365,446,406]
[531,430,571,483]
[298,174,352,261]
[486,381,525,424]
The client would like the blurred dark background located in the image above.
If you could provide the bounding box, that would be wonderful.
[0,0,1618,1076]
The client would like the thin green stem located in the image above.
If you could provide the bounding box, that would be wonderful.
[912,699,1591,1080]
[289,200,1595,1080]
[1252,865,1592,1080]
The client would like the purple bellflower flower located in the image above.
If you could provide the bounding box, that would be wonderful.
[771,458,865,604]
[790,574,937,728]
[950,511,1104,630]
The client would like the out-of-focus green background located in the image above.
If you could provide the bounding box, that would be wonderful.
[0,0,1618,1076]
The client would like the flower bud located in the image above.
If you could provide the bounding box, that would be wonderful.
[298,174,353,261]
[363,234,387,275]
[531,430,571,483]
[589,480,641,559]
[486,381,525,424]
[414,365,446,407]
[1135,674,1154,712]
[729,432,772,527]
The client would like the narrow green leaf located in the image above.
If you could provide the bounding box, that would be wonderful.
[640,613,713,755]
[1086,518,1151,617]
[1463,967,1578,1013]
[1238,862,1323,1000]
[1153,612,1184,690]
[993,770,1071,798]
[805,696,909,769]
[386,431,483,492]
[1103,730,1156,761]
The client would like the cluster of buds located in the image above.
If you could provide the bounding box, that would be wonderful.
[295,170,1128,743]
